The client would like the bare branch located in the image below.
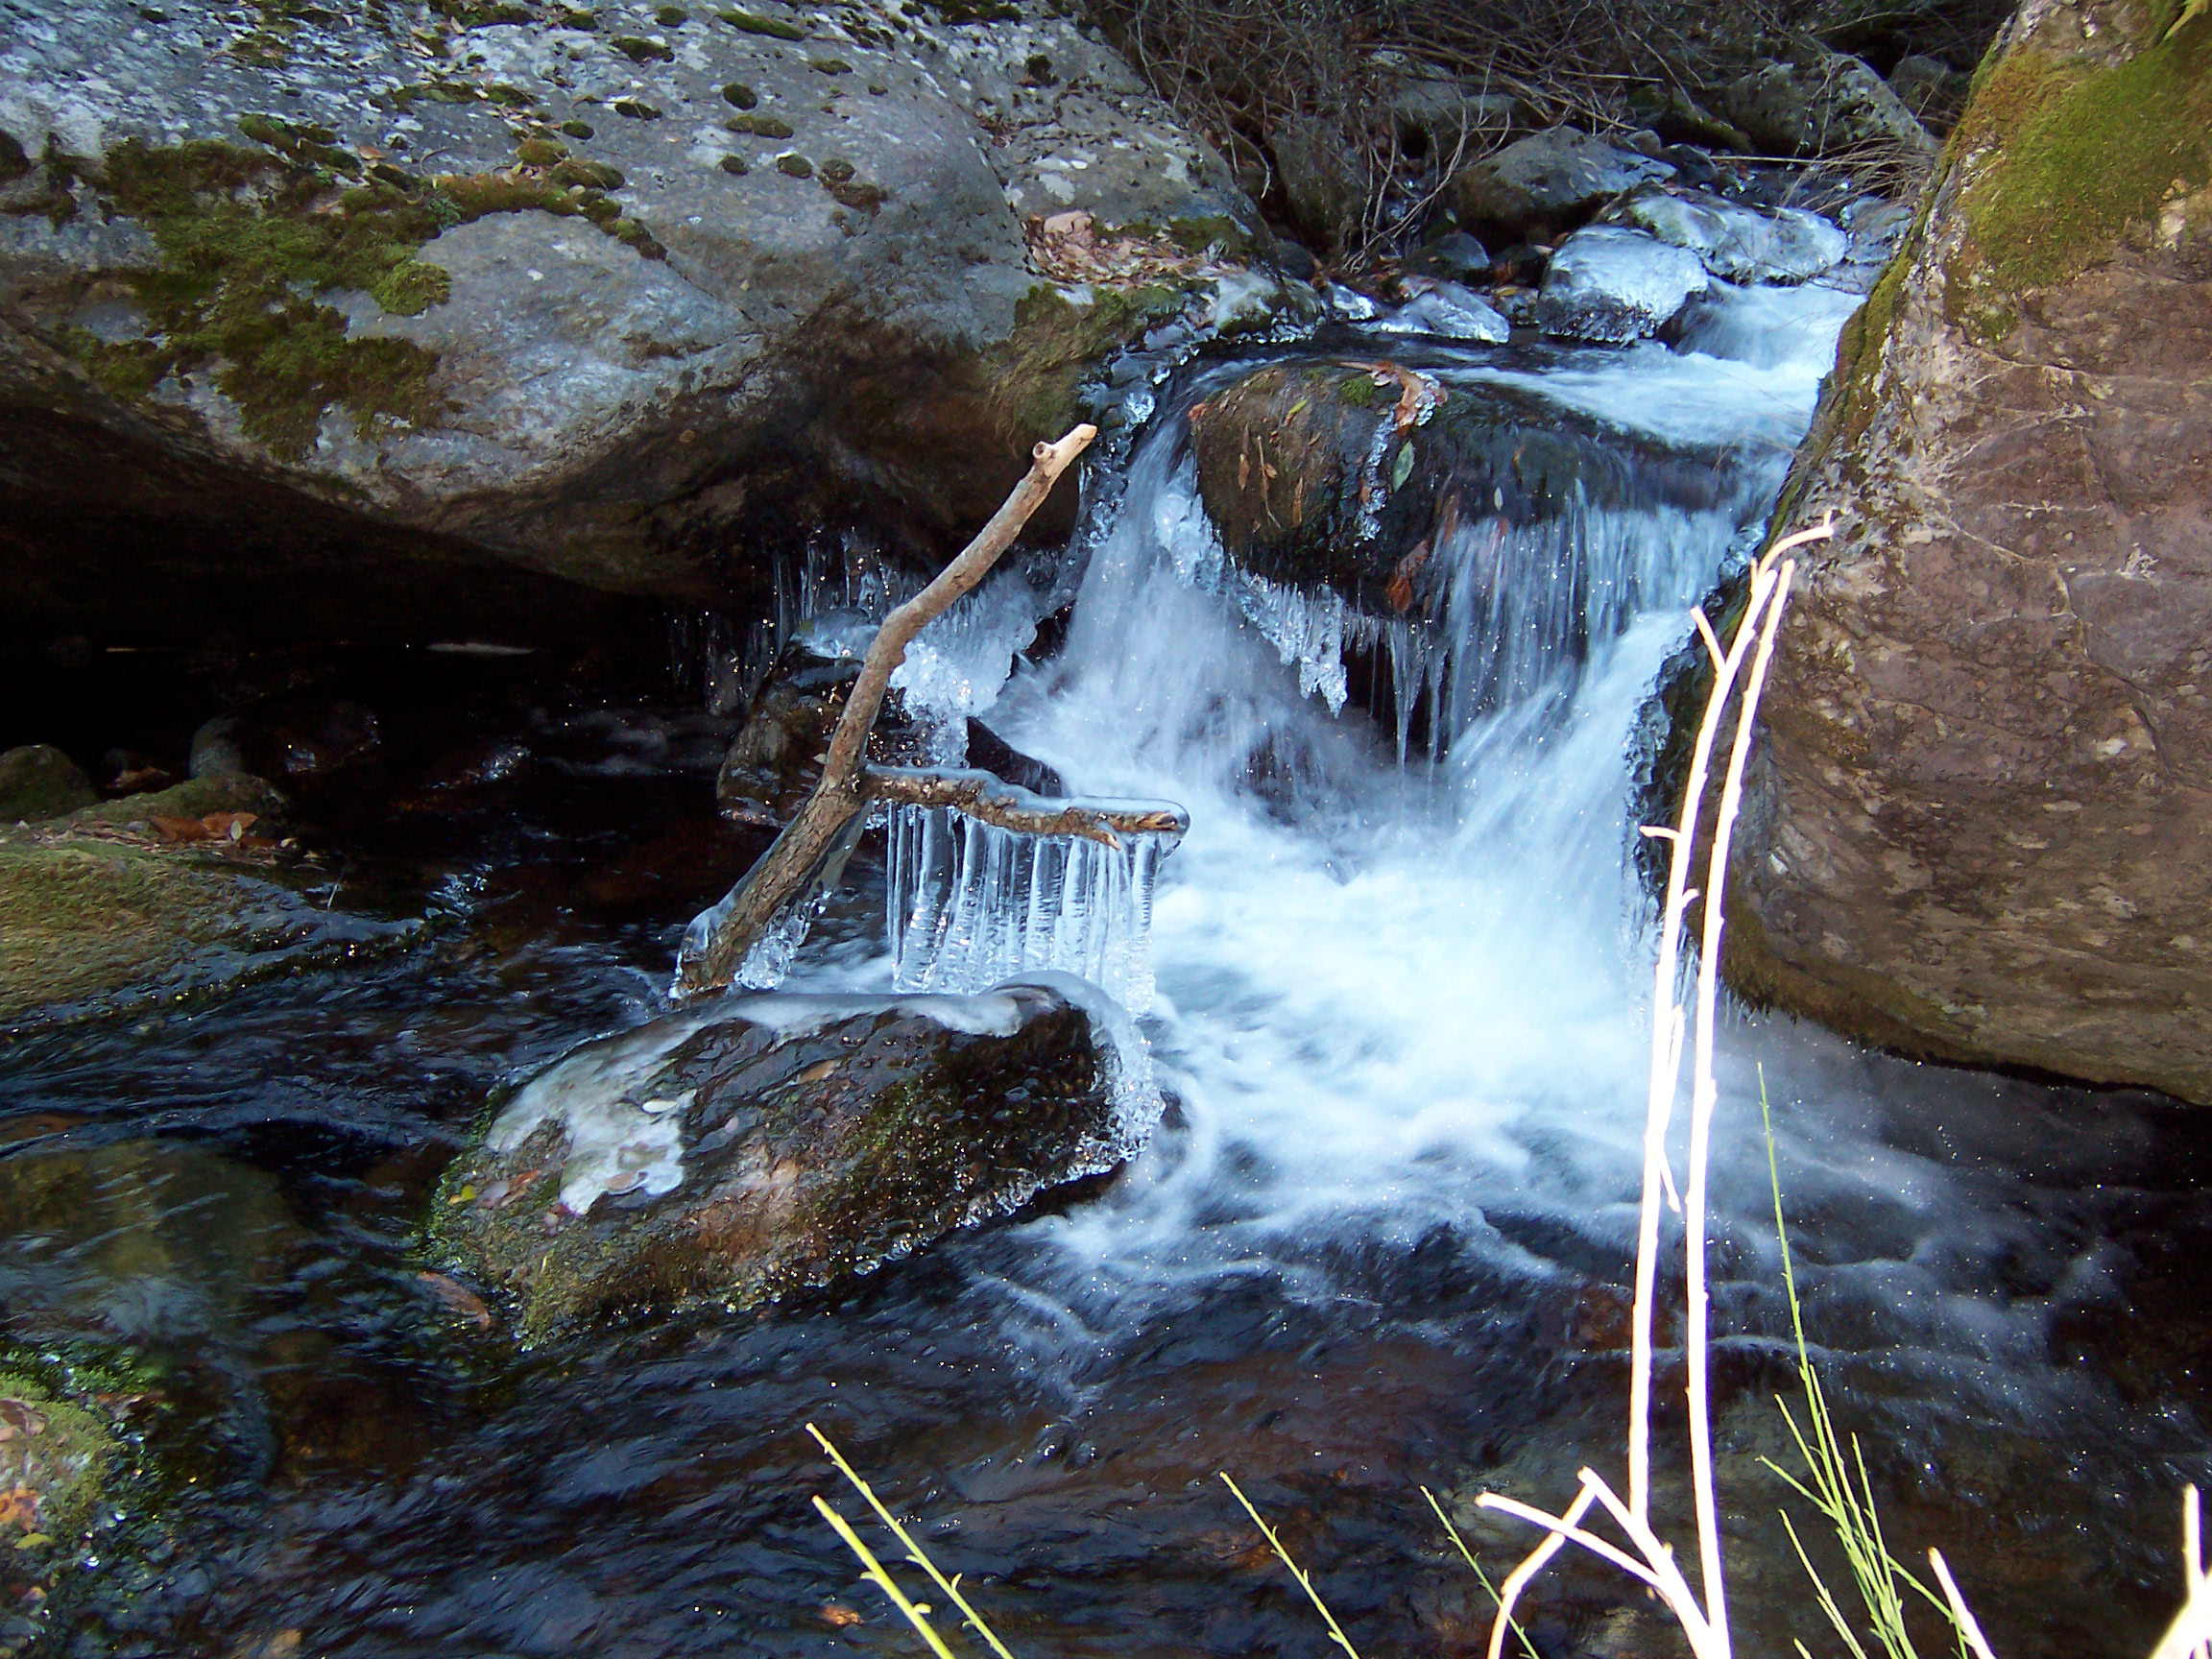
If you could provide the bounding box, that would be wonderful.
[865,767,1189,847]
[674,425,1097,999]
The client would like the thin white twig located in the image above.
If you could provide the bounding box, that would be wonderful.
[1479,1483,1599,1659]
[1928,1550,2001,1659]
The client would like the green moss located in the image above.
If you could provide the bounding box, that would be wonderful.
[722,81,759,108]
[549,156,623,189]
[235,111,361,177]
[817,156,854,183]
[370,257,453,315]
[1949,16,2212,323]
[1337,369,1385,407]
[556,6,597,26]
[809,55,852,73]
[923,0,1021,20]
[560,118,595,137]
[828,178,883,212]
[0,1374,116,1547]
[719,154,751,175]
[776,153,814,178]
[716,7,805,37]
[612,34,673,60]
[725,112,793,138]
[612,98,663,119]
[515,136,568,166]
[655,3,688,20]
[992,280,1185,439]
[75,137,658,456]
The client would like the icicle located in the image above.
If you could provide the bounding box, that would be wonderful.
[883,804,1184,1013]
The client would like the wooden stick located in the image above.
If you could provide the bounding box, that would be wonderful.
[864,766,1188,848]
[675,426,1096,999]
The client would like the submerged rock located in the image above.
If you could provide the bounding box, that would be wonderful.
[1534,225,1712,343]
[434,977,1143,1338]
[1728,0,2212,1101]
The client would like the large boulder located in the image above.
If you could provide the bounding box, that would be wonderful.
[1712,38,1937,161]
[0,0,1260,643]
[433,977,1143,1338]
[1728,0,2212,1099]
[1533,225,1713,342]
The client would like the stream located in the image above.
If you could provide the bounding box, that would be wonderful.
[5,283,2211,1659]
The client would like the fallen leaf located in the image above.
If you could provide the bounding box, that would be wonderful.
[820,1603,864,1628]
[0,1483,41,1531]
[417,1270,494,1330]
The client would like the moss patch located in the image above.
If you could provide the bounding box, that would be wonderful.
[69,134,660,455]
[716,7,805,38]
[991,281,1186,441]
[1949,12,2212,317]
[725,112,792,138]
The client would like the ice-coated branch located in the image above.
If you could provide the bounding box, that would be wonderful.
[674,425,1097,1000]
[864,767,1189,848]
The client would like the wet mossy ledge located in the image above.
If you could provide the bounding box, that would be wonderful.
[52,129,661,460]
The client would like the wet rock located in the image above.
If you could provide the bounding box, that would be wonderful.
[1405,229,1492,284]
[1607,187,1847,285]
[1268,114,1368,258]
[58,771,285,833]
[1448,126,1673,243]
[1534,226,1711,343]
[1373,277,1510,343]
[1714,40,1936,162]
[1189,358,1748,617]
[1728,0,2212,1102]
[189,700,381,786]
[714,641,929,827]
[0,0,1259,644]
[0,745,95,823]
[433,978,1141,1338]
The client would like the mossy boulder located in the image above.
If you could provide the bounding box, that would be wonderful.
[0,746,95,823]
[1729,0,2212,1099]
[433,979,1138,1339]
[0,0,1260,643]
[0,773,391,1023]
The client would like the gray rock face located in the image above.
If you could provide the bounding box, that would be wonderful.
[1728,0,2212,1102]
[1534,225,1711,343]
[1609,187,1846,284]
[1449,126,1673,241]
[434,977,1143,1337]
[1714,41,1936,161]
[0,0,1257,639]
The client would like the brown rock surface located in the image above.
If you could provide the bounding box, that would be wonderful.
[1729,0,2212,1098]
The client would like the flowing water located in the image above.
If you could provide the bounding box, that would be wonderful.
[5,287,2212,1659]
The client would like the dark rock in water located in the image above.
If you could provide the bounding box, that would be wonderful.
[189,700,381,786]
[966,720,1064,798]
[1189,358,1743,616]
[0,746,95,823]
[1533,226,1712,343]
[1728,0,2212,1102]
[434,978,1142,1338]
[1448,126,1673,243]
[1713,41,1936,162]
[714,642,929,827]
[1406,230,1492,285]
